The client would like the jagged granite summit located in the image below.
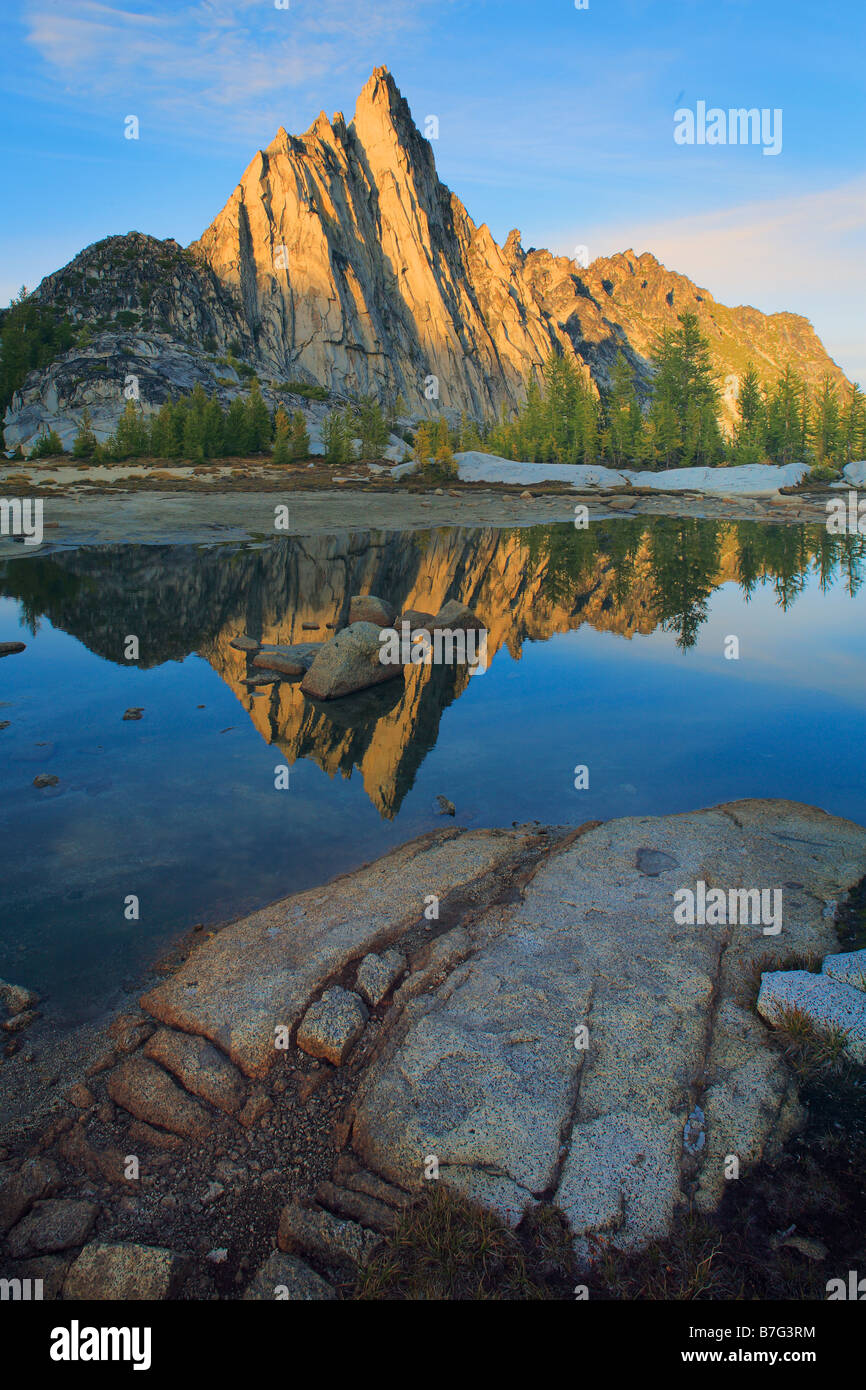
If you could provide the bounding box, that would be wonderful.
[4,67,851,452]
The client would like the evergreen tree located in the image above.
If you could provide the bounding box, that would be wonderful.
[321,408,354,465]
[733,363,766,464]
[356,396,388,461]
[412,420,435,470]
[289,410,310,461]
[765,366,805,464]
[30,428,64,458]
[244,379,272,453]
[148,400,173,458]
[113,400,149,459]
[182,405,206,461]
[202,396,225,458]
[72,408,98,459]
[224,397,250,456]
[271,407,292,466]
[812,375,841,466]
[604,353,640,468]
[840,383,866,465]
[648,312,722,468]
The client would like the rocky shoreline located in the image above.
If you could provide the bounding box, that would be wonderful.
[0,481,844,561]
[2,799,865,1300]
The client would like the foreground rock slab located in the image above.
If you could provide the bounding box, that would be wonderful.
[6,1199,99,1257]
[278,1199,382,1270]
[141,827,535,1077]
[143,1028,246,1115]
[350,800,866,1252]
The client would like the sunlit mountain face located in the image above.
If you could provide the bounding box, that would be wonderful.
[2,516,865,1025]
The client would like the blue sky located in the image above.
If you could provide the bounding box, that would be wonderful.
[2,0,864,384]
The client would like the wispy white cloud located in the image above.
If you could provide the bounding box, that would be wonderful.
[22,0,439,137]
[566,176,866,388]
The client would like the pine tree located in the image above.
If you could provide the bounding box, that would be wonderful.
[648,312,722,468]
[271,407,292,466]
[224,397,250,456]
[114,400,149,459]
[812,375,841,466]
[766,366,805,464]
[202,397,225,458]
[72,408,98,459]
[356,396,388,461]
[733,363,766,464]
[840,383,866,465]
[412,420,435,470]
[148,400,172,458]
[605,353,639,468]
[30,428,64,458]
[244,379,272,453]
[321,408,353,465]
[289,410,310,461]
[182,405,206,462]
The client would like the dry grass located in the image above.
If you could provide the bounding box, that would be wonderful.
[354,1186,574,1300]
[770,1004,850,1081]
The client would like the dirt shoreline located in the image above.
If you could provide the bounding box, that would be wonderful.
[0,483,834,557]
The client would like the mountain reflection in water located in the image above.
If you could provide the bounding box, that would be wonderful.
[1,517,864,1022]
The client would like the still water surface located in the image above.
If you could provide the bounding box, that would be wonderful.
[1,516,864,1025]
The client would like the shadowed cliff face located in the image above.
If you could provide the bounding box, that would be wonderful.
[2,520,863,816]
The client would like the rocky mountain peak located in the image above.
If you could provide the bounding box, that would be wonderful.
[3,68,853,454]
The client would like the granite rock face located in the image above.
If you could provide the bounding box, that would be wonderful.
[63,1242,185,1300]
[5,70,851,452]
[349,801,866,1251]
[296,987,369,1066]
[75,801,866,1263]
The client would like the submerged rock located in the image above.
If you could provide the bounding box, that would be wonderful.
[253,642,320,677]
[0,980,39,1017]
[433,599,484,631]
[348,594,397,627]
[0,642,25,658]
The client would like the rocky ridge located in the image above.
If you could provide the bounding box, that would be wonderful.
[4,68,851,453]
